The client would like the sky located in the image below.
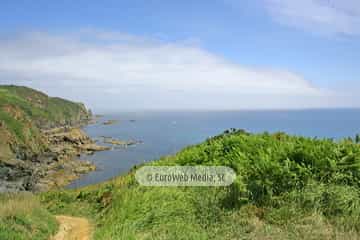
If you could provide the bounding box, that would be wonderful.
[0,0,359,111]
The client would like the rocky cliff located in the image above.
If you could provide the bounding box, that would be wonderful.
[0,85,102,192]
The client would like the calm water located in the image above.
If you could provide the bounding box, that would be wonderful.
[67,109,360,188]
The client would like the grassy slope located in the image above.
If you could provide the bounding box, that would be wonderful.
[42,130,360,240]
[0,85,89,126]
[0,193,57,240]
[0,85,90,160]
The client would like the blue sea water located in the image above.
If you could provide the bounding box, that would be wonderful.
[67,109,360,188]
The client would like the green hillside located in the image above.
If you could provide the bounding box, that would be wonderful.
[41,130,360,240]
[0,85,91,161]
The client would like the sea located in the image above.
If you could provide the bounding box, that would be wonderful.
[67,109,360,188]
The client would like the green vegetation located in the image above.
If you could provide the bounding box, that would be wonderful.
[2,86,360,239]
[0,85,91,160]
[0,85,90,129]
[2,85,360,239]
[41,130,360,239]
[0,193,58,240]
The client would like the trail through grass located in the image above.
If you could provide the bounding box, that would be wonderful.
[51,215,91,240]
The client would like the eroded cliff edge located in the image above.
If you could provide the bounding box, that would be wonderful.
[0,85,107,192]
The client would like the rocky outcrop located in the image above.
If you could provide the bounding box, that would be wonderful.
[0,126,108,192]
[0,85,106,192]
[46,128,110,155]
[101,136,143,147]
[103,120,119,125]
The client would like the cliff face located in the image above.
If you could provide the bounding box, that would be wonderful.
[0,85,91,160]
[0,85,94,192]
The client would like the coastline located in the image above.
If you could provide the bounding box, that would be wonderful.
[0,118,109,192]
[35,125,110,191]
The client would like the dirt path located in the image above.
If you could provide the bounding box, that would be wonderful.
[51,215,92,240]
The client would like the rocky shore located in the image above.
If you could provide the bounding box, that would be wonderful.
[0,85,114,192]
[0,126,108,192]
[100,136,142,147]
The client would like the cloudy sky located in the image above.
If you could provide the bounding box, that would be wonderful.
[0,0,359,111]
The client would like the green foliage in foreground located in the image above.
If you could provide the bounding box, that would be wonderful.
[42,130,360,239]
[0,193,58,240]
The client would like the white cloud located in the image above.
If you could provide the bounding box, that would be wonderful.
[0,30,337,110]
[263,0,360,36]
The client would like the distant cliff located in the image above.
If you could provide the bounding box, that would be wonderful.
[0,85,97,192]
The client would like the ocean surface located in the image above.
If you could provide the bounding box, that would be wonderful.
[67,109,360,188]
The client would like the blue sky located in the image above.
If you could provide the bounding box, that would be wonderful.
[0,0,359,110]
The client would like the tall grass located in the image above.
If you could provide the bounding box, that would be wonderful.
[0,193,58,240]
